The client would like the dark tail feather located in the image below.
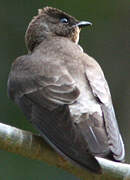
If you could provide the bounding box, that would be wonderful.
[31,104,102,173]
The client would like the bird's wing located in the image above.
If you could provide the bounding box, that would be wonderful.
[8,55,80,110]
[84,56,125,161]
[8,55,101,173]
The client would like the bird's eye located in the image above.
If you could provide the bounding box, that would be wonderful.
[60,18,68,23]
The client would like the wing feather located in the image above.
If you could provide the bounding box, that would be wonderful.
[8,55,80,109]
[85,56,125,161]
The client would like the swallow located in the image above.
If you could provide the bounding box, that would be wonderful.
[7,7,125,173]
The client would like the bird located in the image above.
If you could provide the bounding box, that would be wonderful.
[7,6,125,174]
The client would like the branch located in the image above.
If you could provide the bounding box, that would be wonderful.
[0,122,129,180]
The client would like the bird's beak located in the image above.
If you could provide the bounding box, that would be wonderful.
[74,21,92,28]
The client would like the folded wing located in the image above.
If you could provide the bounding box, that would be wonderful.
[84,56,125,161]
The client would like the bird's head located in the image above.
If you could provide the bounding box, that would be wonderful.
[25,7,92,52]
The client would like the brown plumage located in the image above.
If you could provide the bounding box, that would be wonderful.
[7,7,125,174]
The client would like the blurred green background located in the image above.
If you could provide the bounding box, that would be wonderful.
[0,0,129,179]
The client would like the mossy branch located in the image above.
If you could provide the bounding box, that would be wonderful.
[0,122,129,180]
